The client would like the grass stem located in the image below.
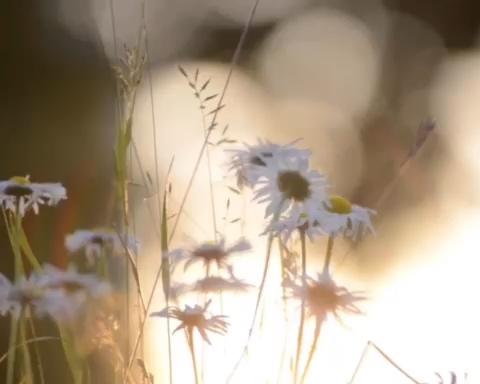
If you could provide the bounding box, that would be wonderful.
[299,319,323,384]
[323,235,335,274]
[293,229,307,384]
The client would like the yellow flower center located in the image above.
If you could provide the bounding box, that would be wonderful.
[327,195,352,214]
[10,176,30,185]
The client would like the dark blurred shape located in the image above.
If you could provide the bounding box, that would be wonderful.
[0,1,115,381]
[384,0,480,48]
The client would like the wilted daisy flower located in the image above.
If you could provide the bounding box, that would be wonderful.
[169,237,251,273]
[254,156,328,218]
[227,139,311,188]
[0,175,67,216]
[65,228,139,265]
[318,195,375,240]
[186,276,252,295]
[285,271,364,322]
[151,300,228,344]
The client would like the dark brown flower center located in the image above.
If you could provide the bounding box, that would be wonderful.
[277,171,311,201]
[4,185,33,198]
[250,156,267,166]
[193,248,226,262]
[307,284,338,311]
[60,281,85,294]
[91,236,106,246]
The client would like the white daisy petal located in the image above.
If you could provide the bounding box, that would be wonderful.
[167,237,252,273]
[226,138,311,189]
[0,176,67,216]
[65,228,139,261]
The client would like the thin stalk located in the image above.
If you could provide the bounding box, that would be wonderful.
[348,341,370,384]
[126,186,173,374]
[187,329,200,384]
[4,208,25,384]
[201,264,211,383]
[369,342,422,384]
[293,229,307,384]
[299,319,323,384]
[168,0,261,244]
[115,229,147,314]
[226,202,283,382]
[19,309,33,384]
[336,119,435,272]
[28,316,45,384]
[349,341,423,384]
[278,238,288,320]
[323,235,335,274]
[6,315,19,384]
[139,2,174,379]
[0,337,60,366]
[275,316,290,384]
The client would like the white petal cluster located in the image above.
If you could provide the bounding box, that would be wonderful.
[228,140,376,242]
[318,196,376,240]
[151,300,228,344]
[254,156,328,218]
[0,176,66,216]
[285,271,364,322]
[65,228,139,264]
[0,265,111,323]
[168,237,251,273]
[227,139,311,189]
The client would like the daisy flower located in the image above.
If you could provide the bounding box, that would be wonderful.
[150,300,228,344]
[35,264,111,323]
[318,195,375,240]
[168,237,251,274]
[254,156,328,218]
[264,207,326,242]
[0,273,44,318]
[186,276,252,295]
[0,175,67,216]
[65,228,139,265]
[285,271,364,322]
[227,139,311,189]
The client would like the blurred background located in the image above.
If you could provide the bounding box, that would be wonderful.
[2,0,480,382]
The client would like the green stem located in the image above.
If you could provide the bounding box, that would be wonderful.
[58,325,83,384]
[6,315,19,384]
[299,319,323,384]
[19,309,34,384]
[28,316,45,384]
[322,235,335,274]
[4,208,25,384]
[293,229,307,384]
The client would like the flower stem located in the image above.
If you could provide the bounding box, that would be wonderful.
[4,208,27,384]
[19,309,34,384]
[293,229,307,384]
[6,315,19,384]
[187,329,200,384]
[322,235,335,274]
[226,200,283,382]
[28,316,45,384]
[299,319,323,384]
